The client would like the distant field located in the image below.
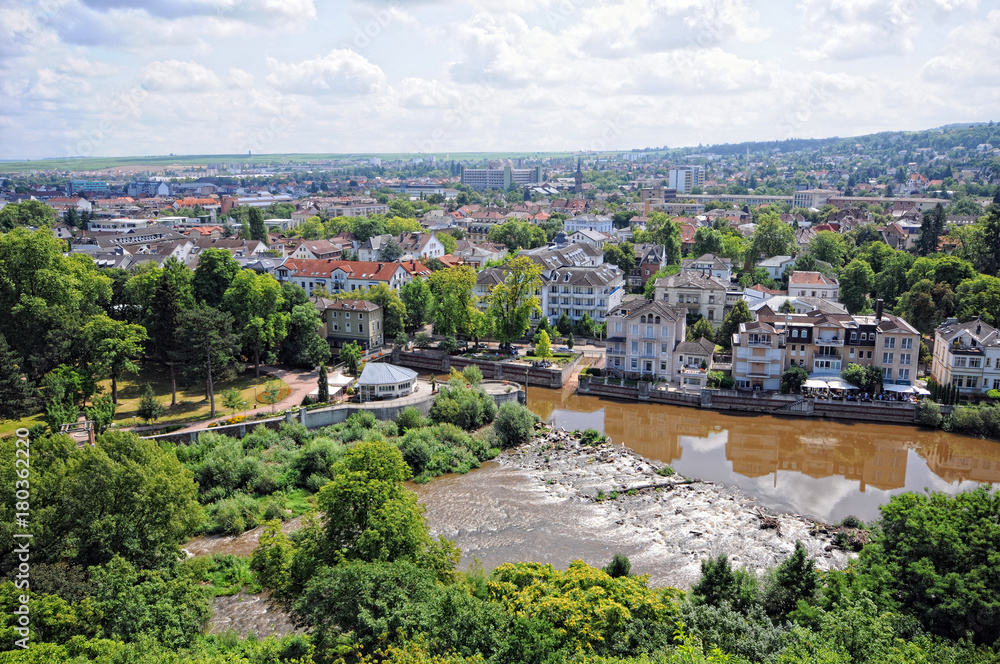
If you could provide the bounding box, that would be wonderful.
[0,150,630,173]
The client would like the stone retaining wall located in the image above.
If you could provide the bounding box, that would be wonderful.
[577,376,919,424]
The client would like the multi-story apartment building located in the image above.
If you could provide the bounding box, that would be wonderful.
[732,320,785,390]
[931,317,1000,394]
[273,258,431,296]
[564,214,613,235]
[605,300,686,380]
[313,298,384,350]
[737,305,921,390]
[788,271,839,300]
[653,271,737,325]
[667,166,705,194]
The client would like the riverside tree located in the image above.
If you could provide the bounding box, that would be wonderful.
[486,255,542,347]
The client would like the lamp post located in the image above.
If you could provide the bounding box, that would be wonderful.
[252,386,257,410]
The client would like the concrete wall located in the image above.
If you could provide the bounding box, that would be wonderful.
[145,380,524,444]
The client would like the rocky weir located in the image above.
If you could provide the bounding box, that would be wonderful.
[419,427,855,590]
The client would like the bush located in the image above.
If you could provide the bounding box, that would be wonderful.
[209,493,260,534]
[429,383,497,430]
[396,405,425,432]
[300,394,314,406]
[492,402,539,449]
[656,465,675,477]
[414,332,433,349]
[462,365,483,385]
[397,432,432,474]
[580,428,605,446]
[917,398,943,428]
[602,553,631,578]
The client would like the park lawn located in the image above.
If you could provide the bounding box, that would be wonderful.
[98,367,291,427]
[0,412,44,438]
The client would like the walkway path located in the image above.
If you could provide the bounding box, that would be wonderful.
[170,365,319,434]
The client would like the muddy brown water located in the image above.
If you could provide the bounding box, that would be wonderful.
[524,386,1000,523]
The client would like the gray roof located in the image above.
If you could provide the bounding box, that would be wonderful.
[357,362,418,386]
[654,271,730,291]
[674,337,716,356]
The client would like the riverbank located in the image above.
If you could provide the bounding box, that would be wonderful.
[484,427,855,588]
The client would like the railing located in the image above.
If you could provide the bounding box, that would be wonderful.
[815,338,844,346]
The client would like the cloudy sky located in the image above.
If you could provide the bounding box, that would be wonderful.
[1,0,997,160]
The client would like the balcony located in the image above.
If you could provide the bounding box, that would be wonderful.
[815,338,844,347]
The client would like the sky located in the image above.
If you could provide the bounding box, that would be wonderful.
[1,0,998,160]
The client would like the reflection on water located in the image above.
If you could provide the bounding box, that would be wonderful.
[528,387,1000,522]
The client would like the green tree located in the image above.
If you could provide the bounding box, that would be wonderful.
[841,363,884,393]
[428,265,477,337]
[646,212,682,264]
[400,276,432,332]
[897,279,957,335]
[378,239,404,262]
[0,199,57,231]
[363,282,406,339]
[859,487,1000,644]
[692,554,758,613]
[488,221,546,251]
[429,383,497,430]
[718,299,753,350]
[917,202,946,256]
[955,274,1000,327]
[260,380,283,410]
[83,315,148,404]
[247,206,268,244]
[222,270,287,377]
[85,395,116,434]
[385,216,422,236]
[487,255,542,346]
[173,307,242,418]
[535,329,553,360]
[687,317,716,342]
[839,259,875,314]
[0,334,33,421]
[745,211,794,270]
[220,386,245,415]
[808,231,850,269]
[692,227,723,257]
[340,341,363,376]
[556,312,573,336]
[147,271,186,406]
[761,541,819,621]
[317,363,329,402]
[781,366,809,393]
[192,247,241,308]
[603,553,632,579]
[351,216,386,243]
[0,430,203,569]
[603,242,636,274]
[136,384,164,424]
[41,372,79,433]
[279,303,331,369]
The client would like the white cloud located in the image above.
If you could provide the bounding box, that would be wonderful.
[140,60,222,91]
[228,67,256,88]
[265,49,386,95]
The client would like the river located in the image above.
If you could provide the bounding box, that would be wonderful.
[410,385,1000,583]
[525,386,1000,523]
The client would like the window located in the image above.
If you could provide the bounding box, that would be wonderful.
[900,353,911,365]
[345,312,351,319]
[969,358,982,368]
[614,322,622,333]
[884,337,896,349]
[866,351,873,359]
[901,338,913,350]
[359,324,364,333]
[646,325,654,337]
[358,313,364,320]
[661,326,670,336]
[883,367,893,379]
[631,325,639,335]
[631,341,639,353]
[899,368,910,381]
[954,357,967,367]
[332,324,339,331]
[953,376,964,387]
[661,343,669,355]
[660,361,667,371]
[968,376,980,388]
[850,331,857,341]
[630,358,638,369]
[708,309,715,320]
[346,323,351,332]
[882,352,894,364]
[860,333,867,341]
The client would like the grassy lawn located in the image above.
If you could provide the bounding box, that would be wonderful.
[101,366,291,427]
[0,412,44,438]
[522,352,577,366]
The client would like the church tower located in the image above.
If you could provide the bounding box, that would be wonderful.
[574,157,583,194]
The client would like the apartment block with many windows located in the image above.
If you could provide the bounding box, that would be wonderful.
[931,317,1000,394]
[605,300,687,380]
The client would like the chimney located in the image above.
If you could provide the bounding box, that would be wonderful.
[377,263,383,270]
[875,298,883,321]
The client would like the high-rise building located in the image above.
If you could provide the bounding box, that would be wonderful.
[668,166,705,194]
[460,165,542,191]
